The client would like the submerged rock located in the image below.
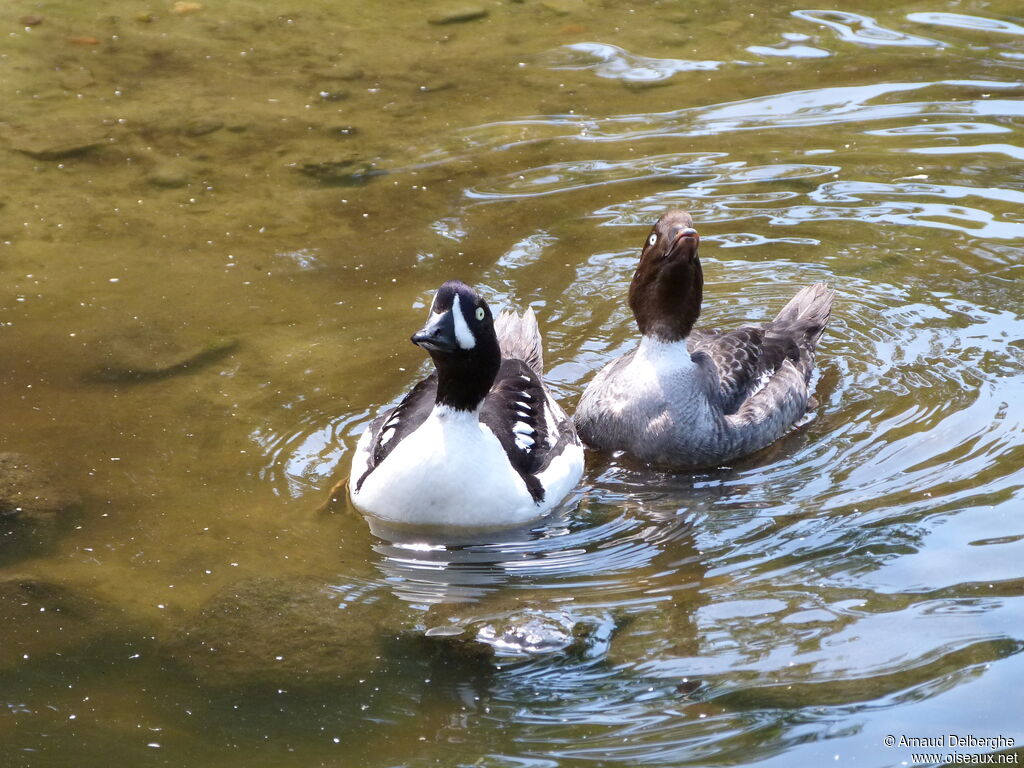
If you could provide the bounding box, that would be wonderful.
[168,576,399,687]
[181,118,224,137]
[4,122,107,161]
[145,162,192,188]
[87,324,239,383]
[294,158,386,186]
[428,6,489,25]
[0,576,127,671]
[422,607,620,662]
[0,453,79,555]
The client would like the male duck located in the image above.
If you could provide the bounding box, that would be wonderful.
[349,280,584,528]
[574,210,834,469]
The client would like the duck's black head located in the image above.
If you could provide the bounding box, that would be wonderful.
[412,280,500,411]
[628,210,702,342]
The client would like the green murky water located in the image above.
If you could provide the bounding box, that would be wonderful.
[2,0,1023,766]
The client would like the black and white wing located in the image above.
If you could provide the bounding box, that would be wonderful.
[353,373,437,492]
[479,359,551,502]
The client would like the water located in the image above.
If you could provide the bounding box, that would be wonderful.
[1,1,1022,766]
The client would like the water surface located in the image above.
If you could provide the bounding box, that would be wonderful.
[1,0,1022,766]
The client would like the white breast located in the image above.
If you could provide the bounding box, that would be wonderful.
[352,405,546,528]
[607,336,701,413]
[577,334,718,458]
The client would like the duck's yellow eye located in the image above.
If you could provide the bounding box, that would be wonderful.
[648,234,658,246]
[475,307,485,321]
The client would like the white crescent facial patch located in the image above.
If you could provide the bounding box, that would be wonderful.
[451,293,476,350]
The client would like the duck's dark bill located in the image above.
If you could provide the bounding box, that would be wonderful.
[411,312,458,353]
[670,228,699,253]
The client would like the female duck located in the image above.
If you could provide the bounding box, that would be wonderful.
[350,281,584,528]
[575,210,834,469]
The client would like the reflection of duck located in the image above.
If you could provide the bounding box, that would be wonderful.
[575,210,834,468]
[350,281,584,528]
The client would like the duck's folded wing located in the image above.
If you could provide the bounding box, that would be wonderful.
[356,374,438,488]
[722,359,809,455]
[480,359,550,502]
[689,327,799,415]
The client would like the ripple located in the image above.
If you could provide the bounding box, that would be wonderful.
[748,32,831,59]
[906,12,1024,36]
[494,231,557,270]
[543,42,724,82]
[903,142,1024,161]
[258,41,1023,768]
[710,232,821,248]
[808,179,1024,206]
[466,152,729,200]
[446,80,1024,155]
[792,9,944,48]
[366,490,703,605]
[430,241,1024,761]
[587,176,1024,239]
[430,216,467,242]
[253,406,366,498]
[865,121,1012,136]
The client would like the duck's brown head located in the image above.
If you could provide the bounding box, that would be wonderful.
[628,210,702,342]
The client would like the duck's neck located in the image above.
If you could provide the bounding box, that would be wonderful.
[430,345,500,413]
[635,335,696,371]
[629,254,703,343]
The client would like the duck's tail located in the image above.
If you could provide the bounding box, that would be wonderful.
[494,306,544,373]
[767,283,835,391]
[772,282,834,351]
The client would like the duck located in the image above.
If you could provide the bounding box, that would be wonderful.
[349,280,585,529]
[574,210,834,469]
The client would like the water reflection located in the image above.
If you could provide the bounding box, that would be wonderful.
[791,9,943,48]
[905,12,1024,36]
[367,478,703,608]
[748,32,831,60]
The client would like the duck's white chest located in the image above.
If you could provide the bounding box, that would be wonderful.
[351,406,538,528]
[578,336,718,459]
[609,337,704,415]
